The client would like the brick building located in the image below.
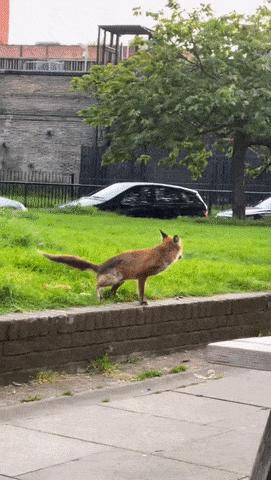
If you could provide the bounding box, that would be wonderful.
[0,0,9,44]
[0,0,132,65]
[0,43,98,61]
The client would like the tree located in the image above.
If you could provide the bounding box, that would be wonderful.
[73,1,271,218]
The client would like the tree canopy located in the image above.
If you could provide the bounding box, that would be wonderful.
[73,1,271,217]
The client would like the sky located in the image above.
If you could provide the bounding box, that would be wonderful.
[9,0,266,45]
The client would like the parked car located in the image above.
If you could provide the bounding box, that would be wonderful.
[217,196,271,219]
[0,196,27,211]
[59,182,208,218]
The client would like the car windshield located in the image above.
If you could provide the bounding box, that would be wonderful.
[89,184,130,200]
[254,197,271,209]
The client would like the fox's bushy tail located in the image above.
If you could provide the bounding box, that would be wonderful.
[42,253,99,272]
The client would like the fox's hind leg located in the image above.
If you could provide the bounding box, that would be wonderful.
[111,281,124,296]
[96,272,123,301]
[96,277,107,301]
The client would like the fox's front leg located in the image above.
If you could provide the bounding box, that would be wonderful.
[138,276,148,305]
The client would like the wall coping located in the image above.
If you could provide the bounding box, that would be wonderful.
[0,291,270,323]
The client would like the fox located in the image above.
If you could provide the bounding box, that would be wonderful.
[42,230,183,305]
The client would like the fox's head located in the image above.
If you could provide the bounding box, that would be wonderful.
[160,230,183,259]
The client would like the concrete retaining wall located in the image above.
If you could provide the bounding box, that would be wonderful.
[0,292,270,382]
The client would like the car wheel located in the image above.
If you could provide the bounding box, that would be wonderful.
[253,215,262,220]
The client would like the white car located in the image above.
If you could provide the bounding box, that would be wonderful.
[59,182,208,218]
[217,196,271,219]
[0,196,27,211]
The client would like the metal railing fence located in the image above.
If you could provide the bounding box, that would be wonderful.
[0,181,102,208]
[0,179,269,211]
[0,58,94,73]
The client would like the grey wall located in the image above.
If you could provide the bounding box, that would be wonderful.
[0,292,270,383]
[0,73,95,182]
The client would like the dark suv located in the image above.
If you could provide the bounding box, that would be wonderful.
[60,182,208,218]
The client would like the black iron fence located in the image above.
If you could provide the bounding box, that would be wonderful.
[199,189,271,213]
[0,177,270,211]
[0,170,74,184]
[0,181,102,208]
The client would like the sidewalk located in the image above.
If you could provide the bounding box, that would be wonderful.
[0,356,270,480]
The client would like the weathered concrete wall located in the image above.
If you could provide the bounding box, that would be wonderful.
[0,292,270,383]
[0,73,95,181]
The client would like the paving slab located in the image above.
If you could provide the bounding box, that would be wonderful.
[0,476,18,480]
[104,390,268,430]
[164,428,264,476]
[207,337,271,371]
[10,403,225,454]
[0,363,269,480]
[18,449,239,480]
[175,368,271,408]
[0,424,109,477]
[104,391,268,476]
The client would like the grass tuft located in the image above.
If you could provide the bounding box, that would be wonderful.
[33,370,59,384]
[62,390,74,397]
[169,364,188,374]
[0,285,14,301]
[88,354,119,375]
[51,206,99,216]
[135,370,163,381]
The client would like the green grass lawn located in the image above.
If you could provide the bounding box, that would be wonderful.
[0,208,270,314]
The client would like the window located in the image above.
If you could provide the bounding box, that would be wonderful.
[155,187,191,205]
[120,186,153,206]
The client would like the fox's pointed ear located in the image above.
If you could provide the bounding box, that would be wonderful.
[160,230,168,240]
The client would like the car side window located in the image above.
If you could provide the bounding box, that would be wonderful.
[155,187,188,204]
[120,187,153,206]
[120,188,142,206]
[181,192,198,204]
[138,186,153,205]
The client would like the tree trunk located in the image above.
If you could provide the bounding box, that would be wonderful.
[232,133,248,219]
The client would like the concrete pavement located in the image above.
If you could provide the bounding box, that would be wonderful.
[0,360,270,479]
[208,336,271,371]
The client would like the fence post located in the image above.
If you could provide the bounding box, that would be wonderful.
[24,183,28,208]
[71,174,75,200]
[250,411,271,480]
[207,191,213,215]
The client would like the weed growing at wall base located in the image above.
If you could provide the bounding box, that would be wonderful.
[88,354,119,375]
[0,209,270,314]
[33,370,60,384]
[169,364,188,374]
[135,370,163,381]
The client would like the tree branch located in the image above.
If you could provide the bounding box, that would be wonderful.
[248,136,271,148]
[199,122,236,135]
[190,34,218,80]
[247,145,271,177]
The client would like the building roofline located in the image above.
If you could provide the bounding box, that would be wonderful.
[98,25,153,36]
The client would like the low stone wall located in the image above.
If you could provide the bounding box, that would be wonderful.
[0,292,270,382]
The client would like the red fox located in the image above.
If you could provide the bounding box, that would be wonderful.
[42,230,183,305]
